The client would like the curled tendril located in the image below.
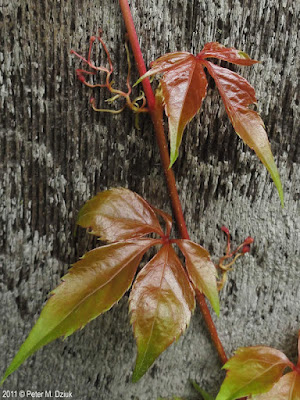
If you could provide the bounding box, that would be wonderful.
[71,29,148,116]
[217,226,254,290]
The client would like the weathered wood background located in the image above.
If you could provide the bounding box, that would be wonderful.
[1,0,299,399]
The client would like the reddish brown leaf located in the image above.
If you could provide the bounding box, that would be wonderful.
[130,244,195,382]
[175,239,219,315]
[1,239,158,384]
[159,56,208,165]
[135,44,283,204]
[199,42,258,66]
[254,371,300,400]
[136,52,208,166]
[203,60,283,206]
[216,346,293,400]
[77,188,164,241]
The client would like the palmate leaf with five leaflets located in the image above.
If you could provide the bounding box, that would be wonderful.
[216,331,300,400]
[1,188,219,384]
[136,42,283,206]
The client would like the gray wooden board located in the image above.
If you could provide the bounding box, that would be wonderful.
[0,0,299,399]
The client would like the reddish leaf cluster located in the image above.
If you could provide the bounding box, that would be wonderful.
[1,188,219,384]
[216,331,300,399]
[136,42,283,206]
[216,226,254,290]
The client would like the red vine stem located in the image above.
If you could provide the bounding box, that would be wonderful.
[119,0,228,366]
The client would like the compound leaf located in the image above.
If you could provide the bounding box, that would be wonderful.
[216,346,293,400]
[203,61,283,206]
[77,188,164,241]
[1,239,157,384]
[130,244,195,382]
[136,44,282,205]
[176,239,219,316]
[253,371,300,400]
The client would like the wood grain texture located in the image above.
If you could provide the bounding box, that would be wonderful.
[0,0,299,398]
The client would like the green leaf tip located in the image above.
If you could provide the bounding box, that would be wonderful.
[192,381,215,400]
[132,367,147,383]
[1,238,157,385]
[133,77,141,88]
[132,350,158,382]
[261,153,284,208]
[237,50,250,60]
[132,354,153,382]
[213,297,220,317]
[0,330,46,385]
[168,149,179,169]
[272,168,284,208]
[132,371,141,383]
[277,180,284,208]
[133,72,148,88]
[1,374,8,386]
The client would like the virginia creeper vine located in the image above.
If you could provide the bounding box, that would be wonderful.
[118,0,228,365]
[2,1,293,398]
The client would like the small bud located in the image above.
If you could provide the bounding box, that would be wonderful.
[221,226,230,235]
[77,74,86,83]
[244,236,254,245]
[242,245,251,254]
[90,97,95,104]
